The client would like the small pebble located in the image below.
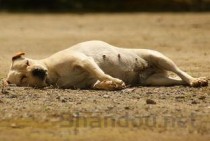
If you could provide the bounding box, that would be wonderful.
[175,96,185,99]
[121,88,136,93]
[103,94,109,98]
[198,96,206,100]
[146,99,156,104]
[10,123,20,128]
[146,92,153,95]
[107,106,114,110]
[56,96,61,100]
[61,99,67,103]
[191,100,198,104]
[9,94,17,98]
[10,123,16,128]
[1,89,9,94]
[124,106,130,110]
[192,94,197,97]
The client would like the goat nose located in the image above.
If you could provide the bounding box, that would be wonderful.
[32,68,47,80]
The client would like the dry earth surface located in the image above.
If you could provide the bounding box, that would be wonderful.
[0,13,210,141]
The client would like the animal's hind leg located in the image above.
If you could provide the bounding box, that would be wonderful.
[143,72,186,86]
[147,51,208,87]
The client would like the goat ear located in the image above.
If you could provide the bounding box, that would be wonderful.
[12,52,25,61]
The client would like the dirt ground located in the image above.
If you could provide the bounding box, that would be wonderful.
[0,13,210,141]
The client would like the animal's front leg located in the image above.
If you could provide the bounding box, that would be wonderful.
[93,80,126,90]
[76,56,125,90]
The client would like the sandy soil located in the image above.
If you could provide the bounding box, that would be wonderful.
[0,13,210,141]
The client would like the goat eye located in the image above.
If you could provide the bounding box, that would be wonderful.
[26,60,29,66]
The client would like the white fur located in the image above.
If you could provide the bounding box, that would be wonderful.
[6,40,208,90]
